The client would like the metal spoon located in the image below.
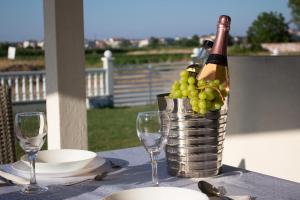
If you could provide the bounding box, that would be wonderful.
[198,180,233,200]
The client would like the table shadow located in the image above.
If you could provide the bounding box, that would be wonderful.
[0,183,100,200]
[102,161,250,188]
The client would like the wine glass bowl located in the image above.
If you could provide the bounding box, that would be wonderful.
[14,112,48,194]
[136,111,169,186]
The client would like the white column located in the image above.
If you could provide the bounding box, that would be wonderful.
[15,77,19,102]
[29,75,33,100]
[7,77,12,87]
[36,75,40,100]
[101,50,114,96]
[22,76,26,101]
[87,73,92,97]
[42,75,46,99]
[93,72,98,96]
[99,72,104,95]
[44,0,87,150]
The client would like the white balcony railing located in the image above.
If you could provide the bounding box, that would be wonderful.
[0,68,107,103]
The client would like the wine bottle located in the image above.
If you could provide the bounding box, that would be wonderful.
[190,40,214,67]
[186,40,214,78]
[196,15,231,92]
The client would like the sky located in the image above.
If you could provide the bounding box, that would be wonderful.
[0,0,292,42]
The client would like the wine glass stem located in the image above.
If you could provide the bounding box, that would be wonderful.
[28,152,37,185]
[150,151,159,186]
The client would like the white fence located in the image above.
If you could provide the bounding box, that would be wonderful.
[0,53,188,106]
[0,69,107,103]
[113,62,185,106]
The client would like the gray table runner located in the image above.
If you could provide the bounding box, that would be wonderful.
[0,146,299,200]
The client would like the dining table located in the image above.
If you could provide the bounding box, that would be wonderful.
[0,146,299,200]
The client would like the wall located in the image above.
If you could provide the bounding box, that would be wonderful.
[261,42,300,53]
[223,56,300,182]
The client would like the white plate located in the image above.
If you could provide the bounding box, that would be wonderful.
[103,187,208,200]
[20,149,97,174]
[12,155,105,178]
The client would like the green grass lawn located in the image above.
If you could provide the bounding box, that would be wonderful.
[87,104,157,152]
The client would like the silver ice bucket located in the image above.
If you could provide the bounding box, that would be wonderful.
[157,93,228,178]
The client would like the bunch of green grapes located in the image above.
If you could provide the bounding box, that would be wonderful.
[169,69,228,115]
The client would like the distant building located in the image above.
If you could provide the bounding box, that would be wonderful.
[138,39,150,47]
[37,41,44,49]
[159,37,175,45]
[23,40,37,48]
[174,36,182,41]
[105,38,126,48]
[95,40,107,49]
[129,39,139,48]
[288,28,300,41]
[233,36,244,44]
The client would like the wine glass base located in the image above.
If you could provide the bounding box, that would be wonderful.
[21,184,48,194]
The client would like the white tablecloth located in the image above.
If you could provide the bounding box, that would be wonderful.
[0,146,299,200]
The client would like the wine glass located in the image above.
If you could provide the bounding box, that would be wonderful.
[14,112,48,194]
[136,111,170,186]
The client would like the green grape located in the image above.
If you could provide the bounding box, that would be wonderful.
[198,100,206,109]
[182,89,189,97]
[205,87,213,93]
[188,91,192,99]
[213,79,220,86]
[213,90,220,99]
[180,76,188,84]
[190,97,198,107]
[173,90,182,98]
[199,108,207,115]
[172,80,180,90]
[170,89,176,97]
[188,84,196,91]
[217,99,224,106]
[190,90,198,98]
[192,106,199,113]
[209,81,216,87]
[180,70,189,78]
[199,92,206,100]
[205,91,215,101]
[206,100,212,110]
[197,79,206,88]
[219,84,225,91]
[180,83,188,91]
[188,77,196,85]
[213,102,222,110]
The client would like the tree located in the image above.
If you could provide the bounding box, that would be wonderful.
[247,12,290,49]
[288,0,300,29]
[148,37,160,48]
[188,35,200,46]
[119,39,131,48]
[174,35,199,47]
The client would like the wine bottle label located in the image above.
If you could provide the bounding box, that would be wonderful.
[206,54,227,66]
